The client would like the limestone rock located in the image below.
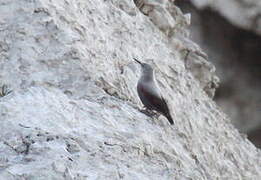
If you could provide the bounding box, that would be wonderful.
[191,0,261,35]
[134,0,219,98]
[0,0,260,179]
[175,1,261,139]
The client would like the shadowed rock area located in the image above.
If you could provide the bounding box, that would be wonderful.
[0,0,260,179]
[175,0,261,148]
[191,0,261,35]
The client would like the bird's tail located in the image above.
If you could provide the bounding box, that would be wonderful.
[165,113,174,125]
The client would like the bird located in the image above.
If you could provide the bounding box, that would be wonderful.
[133,58,174,125]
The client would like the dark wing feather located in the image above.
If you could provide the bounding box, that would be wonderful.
[137,83,174,124]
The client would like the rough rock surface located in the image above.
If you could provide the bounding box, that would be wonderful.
[134,0,219,98]
[191,0,261,35]
[0,0,260,179]
[175,1,261,143]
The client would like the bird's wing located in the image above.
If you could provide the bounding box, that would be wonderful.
[138,83,170,115]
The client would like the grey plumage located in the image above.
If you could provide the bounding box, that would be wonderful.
[134,58,174,125]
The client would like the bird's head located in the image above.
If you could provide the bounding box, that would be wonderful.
[133,58,153,75]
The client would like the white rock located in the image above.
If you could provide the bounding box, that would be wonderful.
[0,0,260,179]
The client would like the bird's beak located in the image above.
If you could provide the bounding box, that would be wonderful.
[133,58,142,64]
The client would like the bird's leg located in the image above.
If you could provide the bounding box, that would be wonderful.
[152,111,161,118]
[139,106,158,117]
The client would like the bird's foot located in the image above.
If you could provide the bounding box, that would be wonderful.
[139,108,159,118]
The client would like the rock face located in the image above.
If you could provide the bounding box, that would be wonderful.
[0,0,260,179]
[175,0,261,148]
[191,0,261,35]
